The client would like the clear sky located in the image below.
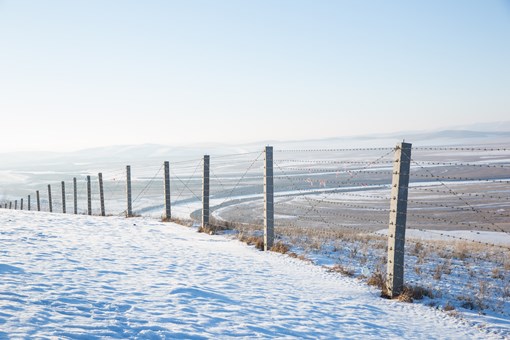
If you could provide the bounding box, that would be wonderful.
[1,0,509,152]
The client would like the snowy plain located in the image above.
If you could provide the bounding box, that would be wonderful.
[0,210,504,339]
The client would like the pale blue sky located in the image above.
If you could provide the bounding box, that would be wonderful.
[1,0,509,152]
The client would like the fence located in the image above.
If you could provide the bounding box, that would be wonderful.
[1,143,509,313]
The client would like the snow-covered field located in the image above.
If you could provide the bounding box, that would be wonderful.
[0,210,504,339]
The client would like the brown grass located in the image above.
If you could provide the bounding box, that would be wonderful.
[165,217,194,226]
[367,271,385,289]
[327,264,355,277]
[443,302,455,311]
[238,234,264,251]
[392,285,434,303]
[271,241,290,254]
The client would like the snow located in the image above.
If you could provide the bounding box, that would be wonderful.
[0,210,502,339]
[376,229,510,246]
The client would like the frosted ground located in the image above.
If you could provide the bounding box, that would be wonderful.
[0,210,505,339]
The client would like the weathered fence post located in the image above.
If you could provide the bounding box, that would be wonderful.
[15,200,18,210]
[20,198,23,210]
[385,142,412,298]
[36,190,41,211]
[73,177,77,214]
[202,155,210,228]
[48,185,53,212]
[264,146,274,251]
[9,202,12,209]
[28,195,31,211]
[61,181,66,214]
[87,175,92,215]
[126,165,132,217]
[164,161,171,220]
[98,173,105,216]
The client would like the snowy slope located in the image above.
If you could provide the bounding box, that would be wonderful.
[0,210,502,339]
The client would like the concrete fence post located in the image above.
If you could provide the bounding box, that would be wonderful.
[202,155,210,228]
[98,173,105,216]
[36,190,41,211]
[385,142,412,298]
[61,181,66,214]
[164,161,171,220]
[264,146,274,251]
[126,165,132,217]
[48,185,53,213]
[87,175,92,215]
[28,195,31,211]
[20,198,23,210]
[73,177,78,214]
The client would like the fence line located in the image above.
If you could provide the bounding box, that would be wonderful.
[1,142,509,316]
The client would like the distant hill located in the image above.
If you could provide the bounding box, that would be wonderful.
[0,128,509,170]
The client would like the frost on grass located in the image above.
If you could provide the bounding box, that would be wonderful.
[204,218,510,336]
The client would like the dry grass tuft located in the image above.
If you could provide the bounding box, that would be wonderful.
[491,268,504,280]
[270,241,290,254]
[238,234,264,251]
[165,217,194,227]
[367,271,385,289]
[397,288,414,303]
[443,302,455,312]
[404,285,434,300]
[327,264,355,277]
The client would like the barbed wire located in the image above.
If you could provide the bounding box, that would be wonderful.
[304,197,390,212]
[275,168,393,174]
[406,211,509,235]
[171,160,203,203]
[415,161,510,169]
[274,149,395,220]
[132,164,164,205]
[405,198,510,219]
[413,147,510,152]
[209,151,263,159]
[405,226,510,251]
[410,173,510,185]
[408,158,510,236]
[212,151,264,209]
[276,159,394,165]
[408,185,510,201]
[276,147,394,153]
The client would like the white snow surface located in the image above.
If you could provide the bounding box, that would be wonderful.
[0,210,501,339]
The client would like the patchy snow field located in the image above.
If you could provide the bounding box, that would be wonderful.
[0,210,502,339]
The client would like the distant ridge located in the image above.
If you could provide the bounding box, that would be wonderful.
[0,128,509,170]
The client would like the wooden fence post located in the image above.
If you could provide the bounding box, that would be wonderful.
[73,177,78,214]
[164,161,171,220]
[28,195,31,211]
[126,165,132,217]
[264,146,274,251]
[20,198,23,210]
[9,202,12,209]
[48,185,53,213]
[98,172,105,216]
[202,155,210,228]
[385,142,412,298]
[36,190,41,211]
[87,175,92,215]
[61,181,66,214]
[15,200,18,210]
